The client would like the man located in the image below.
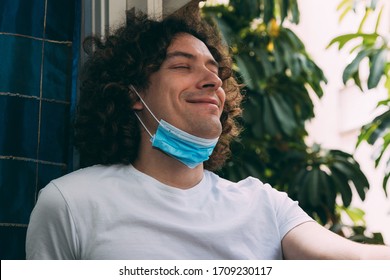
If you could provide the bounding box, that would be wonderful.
[26,13,390,259]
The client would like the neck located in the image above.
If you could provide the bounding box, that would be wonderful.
[133,135,205,189]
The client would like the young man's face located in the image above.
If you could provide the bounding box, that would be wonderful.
[138,32,226,139]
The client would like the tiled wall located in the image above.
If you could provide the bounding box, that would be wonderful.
[0,0,80,259]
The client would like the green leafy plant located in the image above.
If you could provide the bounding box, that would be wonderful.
[201,0,373,238]
[328,0,390,196]
[331,206,385,244]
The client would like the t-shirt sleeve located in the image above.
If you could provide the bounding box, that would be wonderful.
[26,182,79,259]
[266,184,313,240]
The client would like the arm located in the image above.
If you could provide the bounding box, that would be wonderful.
[282,221,390,260]
[26,183,79,259]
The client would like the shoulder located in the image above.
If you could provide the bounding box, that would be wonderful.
[36,164,133,209]
[206,171,310,215]
[205,171,291,209]
[54,164,126,183]
[206,171,281,196]
[50,164,130,191]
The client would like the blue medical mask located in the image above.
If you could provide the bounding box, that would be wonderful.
[130,86,219,168]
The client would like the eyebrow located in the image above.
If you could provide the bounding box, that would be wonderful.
[165,51,219,68]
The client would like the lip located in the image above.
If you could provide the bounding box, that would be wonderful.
[187,97,220,107]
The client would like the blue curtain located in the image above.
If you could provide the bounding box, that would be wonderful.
[0,0,81,259]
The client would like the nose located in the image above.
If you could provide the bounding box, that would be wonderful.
[196,67,223,90]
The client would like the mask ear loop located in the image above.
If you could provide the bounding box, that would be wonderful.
[129,85,158,139]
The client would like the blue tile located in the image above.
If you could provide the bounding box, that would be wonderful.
[42,41,73,101]
[0,35,42,97]
[39,101,70,163]
[0,225,27,259]
[37,163,68,191]
[46,0,76,41]
[0,95,39,159]
[0,0,45,38]
[0,159,36,224]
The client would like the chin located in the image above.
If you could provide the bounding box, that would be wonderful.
[200,127,222,139]
[188,117,222,138]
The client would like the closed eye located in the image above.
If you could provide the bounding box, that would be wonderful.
[170,64,190,69]
[207,65,219,76]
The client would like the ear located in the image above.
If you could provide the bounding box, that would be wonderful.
[132,100,143,110]
[129,85,144,110]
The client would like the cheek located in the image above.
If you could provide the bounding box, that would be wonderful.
[218,88,226,112]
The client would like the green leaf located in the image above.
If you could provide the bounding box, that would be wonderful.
[302,60,327,98]
[374,5,384,32]
[249,95,265,138]
[205,11,236,46]
[289,0,300,24]
[377,98,390,107]
[370,0,379,10]
[343,207,366,225]
[296,170,311,207]
[342,49,372,85]
[235,53,260,91]
[290,168,307,196]
[279,0,289,23]
[357,8,372,33]
[327,34,360,50]
[268,93,297,136]
[330,167,352,207]
[255,48,274,78]
[337,0,353,23]
[368,48,387,89]
[327,33,378,50]
[336,0,351,11]
[262,94,280,136]
[348,163,369,200]
[242,96,256,124]
[305,168,321,207]
[385,74,390,95]
[273,42,285,73]
[365,110,390,144]
[376,99,390,109]
[357,121,378,147]
[374,133,390,167]
[331,150,369,198]
[383,160,390,196]
[230,0,260,21]
[331,159,369,201]
[352,71,363,91]
[284,28,304,50]
[244,96,265,139]
[279,40,295,74]
[318,169,336,211]
[264,0,275,24]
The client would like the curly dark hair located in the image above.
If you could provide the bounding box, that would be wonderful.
[74,12,242,171]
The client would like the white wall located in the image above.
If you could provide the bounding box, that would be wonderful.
[291,0,390,243]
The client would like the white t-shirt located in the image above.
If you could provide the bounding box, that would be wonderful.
[26,164,312,259]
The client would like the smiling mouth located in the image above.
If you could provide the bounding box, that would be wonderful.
[187,99,219,107]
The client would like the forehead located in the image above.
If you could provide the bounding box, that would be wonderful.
[167,33,215,60]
